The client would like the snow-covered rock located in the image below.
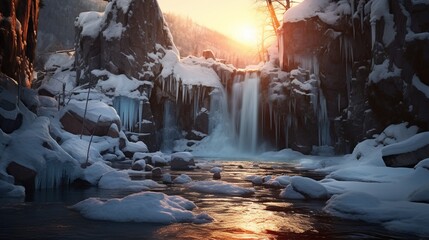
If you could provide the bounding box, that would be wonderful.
[81,161,114,185]
[98,170,163,191]
[71,192,213,224]
[170,152,195,170]
[173,174,192,184]
[131,159,146,171]
[282,176,328,199]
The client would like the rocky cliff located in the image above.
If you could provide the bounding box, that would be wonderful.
[268,0,429,153]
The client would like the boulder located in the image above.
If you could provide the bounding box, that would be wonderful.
[75,0,176,84]
[6,162,37,199]
[151,167,162,178]
[170,152,195,170]
[383,144,429,168]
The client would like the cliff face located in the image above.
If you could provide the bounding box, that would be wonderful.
[275,0,429,153]
[0,0,40,87]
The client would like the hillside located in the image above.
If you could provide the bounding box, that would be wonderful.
[164,13,259,68]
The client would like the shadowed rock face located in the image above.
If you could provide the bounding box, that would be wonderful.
[0,0,40,87]
[277,1,429,153]
[75,0,176,85]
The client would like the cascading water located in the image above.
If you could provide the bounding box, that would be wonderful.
[237,73,260,153]
[191,71,262,157]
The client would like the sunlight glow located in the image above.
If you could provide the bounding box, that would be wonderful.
[235,24,259,46]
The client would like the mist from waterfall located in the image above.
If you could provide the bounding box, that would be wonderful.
[192,72,262,158]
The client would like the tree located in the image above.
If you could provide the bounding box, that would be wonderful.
[0,0,40,87]
[255,0,295,61]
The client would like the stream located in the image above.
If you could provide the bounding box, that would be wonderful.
[0,159,411,239]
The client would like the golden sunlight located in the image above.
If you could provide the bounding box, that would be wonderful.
[235,24,259,46]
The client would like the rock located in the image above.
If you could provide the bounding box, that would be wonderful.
[202,49,216,60]
[6,162,37,199]
[75,0,175,84]
[162,173,172,184]
[186,130,207,141]
[194,111,209,134]
[210,167,222,174]
[213,172,221,180]
[151,167,162,178]
[59,107,121,137]
[145,164,154,171]
[131,160,146,171]
[383,144,429,168]
[170,152,195,170]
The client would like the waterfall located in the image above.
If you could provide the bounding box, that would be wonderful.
[190,71,261,157]
[161,100,180,153]
[237,73,260,153]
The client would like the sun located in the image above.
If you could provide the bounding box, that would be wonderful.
[235,25,258,46]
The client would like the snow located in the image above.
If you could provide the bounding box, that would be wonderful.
[76,11,104,38]
[61,137,104,164]
[98,170,164,191]
[132,159,146,170]
[284,176,328,199]
[0,117,81,189]
[0,179,25,198]
[209,167,222,174]
[382,132,429,157]
[370,0,396,46]
[171,152,193,162]
[283,0,331,23]
[115,0,133,14]
[412,74,429,98]
[369,59,401,83]
[324,191,429,237]
[280,185,305,199]
[187,181,255,196]
[123,141,148,153]
[71,192,213,224]
[60,99,120,123]
[408,184,429,203]
[102,22,124,40]
[82,161,115,185]
[173,174,192,184]
[93,69,152,99]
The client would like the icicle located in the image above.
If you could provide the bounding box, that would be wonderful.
[138,100,143,132]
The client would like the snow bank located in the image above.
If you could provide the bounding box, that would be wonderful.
[187,181,255,196]
[0,179,25,198]
[71,192,213,224]
[382,132,429,156]
[0,117,81,189]
[369,59,401,83]
[324,191,429,237]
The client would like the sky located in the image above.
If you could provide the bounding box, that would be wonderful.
[157,0,265,46]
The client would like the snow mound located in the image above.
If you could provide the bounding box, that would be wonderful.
[408,184,429,203]
[71,192,213,224]
[382,132,429,157]
[173,174,192,184]
[171,152,194,162]
[187,181,255,196]
[264,175,291,187]
[209,167,222,173]
[61,138,104,164]
[82,161,114,185]
[281,176,328,199]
